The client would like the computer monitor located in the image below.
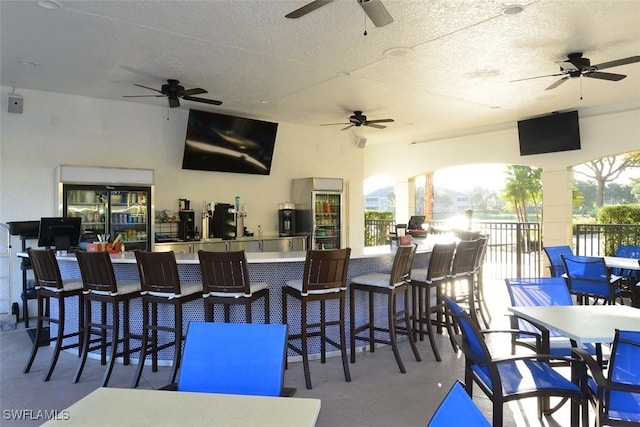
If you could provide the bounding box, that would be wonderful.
[37,217,82,250]
[408,216,426,230]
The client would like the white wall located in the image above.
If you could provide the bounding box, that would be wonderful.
[0,86,365,314]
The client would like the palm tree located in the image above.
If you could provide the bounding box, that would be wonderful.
[501,165,542,223]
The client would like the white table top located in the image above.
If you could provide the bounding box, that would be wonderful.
[42,387,321,427]
[604,256,640,271]
[508,304,640,346]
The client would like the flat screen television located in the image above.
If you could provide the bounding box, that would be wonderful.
[517,110,581,156]
[182,109,278,175]
[37,217,82,250]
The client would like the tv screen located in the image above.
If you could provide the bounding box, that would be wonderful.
[517,110,581,156]
[37,217,82,250]
[182,109,278,175]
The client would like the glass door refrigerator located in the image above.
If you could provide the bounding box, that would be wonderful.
[291,178,344,250]
[62,185,152,251]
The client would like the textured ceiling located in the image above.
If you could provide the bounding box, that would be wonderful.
[2,0,639,146]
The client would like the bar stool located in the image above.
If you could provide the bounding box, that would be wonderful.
[198,250,270,323]
[131,251,203,388]
[72,251,142,387]
[282,248,351,389]
[350,244,421,373]
[23,248,84,382]
[410,241,456,361]
[446,239,481,350]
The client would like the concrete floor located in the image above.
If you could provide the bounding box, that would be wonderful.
[1,281,580,427]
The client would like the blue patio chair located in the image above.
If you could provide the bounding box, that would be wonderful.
[505,277,600,361]
[562,255,624,305]
[573,329,640,427]
[613,244,640,287]
[443,295,588,427]
[543,245,574,277]
[165,322,294,397]
[427,380,490,427]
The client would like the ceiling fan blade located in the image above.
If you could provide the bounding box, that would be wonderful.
[182,95,223,105]
[593,56,640,71]
[511,73,564,83]
[364,123,386,129]
[320,122,350,126]
[133,83,163,94]
[182,88,207,96]
[122,94,165,98]
[585,71,627,82]
[358,0,393,27]
[365,118,394,124]
[341,124,355,131]
[545,76,570,90]
[285,0,333,18]
[168,97,180,108]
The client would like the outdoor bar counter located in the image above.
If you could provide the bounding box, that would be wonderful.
[49,241,433,363]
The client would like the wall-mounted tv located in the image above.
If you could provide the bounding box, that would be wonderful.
[182,109,278,175]
[517,110,581,156]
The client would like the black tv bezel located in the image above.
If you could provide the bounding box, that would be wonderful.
[37,217,82,250]
[181,109,279,175]
[517,110,581,156]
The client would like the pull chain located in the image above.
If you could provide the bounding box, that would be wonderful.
[363,11,367,36]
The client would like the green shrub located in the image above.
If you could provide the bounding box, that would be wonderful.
[597,205,640,224]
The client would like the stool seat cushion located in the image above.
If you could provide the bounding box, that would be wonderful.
[285,279,343,295]
[208,281,268,298]
[86,280,142,296]
[351,273,402,289]
[411,269,448,284]
[146,282,203,299]
[42,279,83,293]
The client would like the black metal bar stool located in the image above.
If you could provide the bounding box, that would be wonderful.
[23,248,84,381]
[350,244,421,373]
[282,248,351,389]
[72,250,142,386]
[131,251,203,388]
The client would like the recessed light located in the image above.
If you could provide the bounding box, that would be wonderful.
[383,47,412,58]
[37,0,62,9]
[502,5,524,15]
[336,71,351,77]
[259,100,270,104]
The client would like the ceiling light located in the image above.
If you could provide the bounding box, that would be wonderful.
[37,0,62,9]
[336,71,351,77]
[383,47,412,58]
[502,5,524,15]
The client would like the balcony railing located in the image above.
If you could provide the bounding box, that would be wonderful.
[575,223,640,256]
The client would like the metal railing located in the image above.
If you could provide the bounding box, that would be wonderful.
[575,223,640,256]
[364,219,542,279]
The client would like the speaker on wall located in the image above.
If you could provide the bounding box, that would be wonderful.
[355,135,367,149]
[8,94,23,114]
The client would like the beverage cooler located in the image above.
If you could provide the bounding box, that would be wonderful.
[62,185,152,251]
[291,178,344,250]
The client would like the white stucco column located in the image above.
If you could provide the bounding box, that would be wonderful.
[394,179,410,224]
[542,169,574,247]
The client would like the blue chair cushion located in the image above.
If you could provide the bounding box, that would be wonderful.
[428,381,490,427]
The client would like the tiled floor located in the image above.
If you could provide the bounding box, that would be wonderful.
[1,281,581,427]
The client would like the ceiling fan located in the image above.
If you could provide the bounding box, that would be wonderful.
[122,79,222,108]
[321,110,394,130]
[512,53,640,90]
[285,0,393,27]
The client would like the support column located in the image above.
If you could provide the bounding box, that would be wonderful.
[542,169,574,247]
